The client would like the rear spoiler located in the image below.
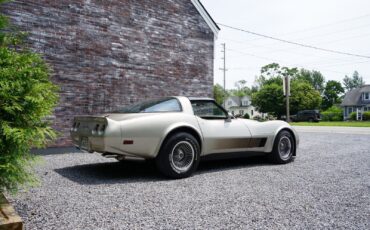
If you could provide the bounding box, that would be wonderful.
[73,116,108,124]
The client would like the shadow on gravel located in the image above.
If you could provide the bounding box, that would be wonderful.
[197,156,272,175]
[55,160,162,185]
[55,156,273,185]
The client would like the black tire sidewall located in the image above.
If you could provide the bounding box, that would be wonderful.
[156,132,200,178]
[271,130,295,164]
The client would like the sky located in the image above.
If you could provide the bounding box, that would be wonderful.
[200,0,370,89]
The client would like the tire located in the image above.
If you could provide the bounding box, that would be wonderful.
[270,130,295,164]
[155,132,200,179]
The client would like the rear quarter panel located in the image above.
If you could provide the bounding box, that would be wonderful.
[108,113,201,158]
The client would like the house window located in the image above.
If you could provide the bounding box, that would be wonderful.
[242,100,248,106]
[228,101,232,105]
[239,110,244,115]
[348,107,353,114]
[364,92,370,100]
[251,110,254,116]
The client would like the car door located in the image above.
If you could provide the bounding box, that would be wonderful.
[190,100,252,155]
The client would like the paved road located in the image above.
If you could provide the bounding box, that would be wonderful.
[11,132,370,229]
[293,126,370,135]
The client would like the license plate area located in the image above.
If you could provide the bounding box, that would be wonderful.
[80,137,89,150]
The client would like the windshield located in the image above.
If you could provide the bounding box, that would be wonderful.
[112,98,182,113]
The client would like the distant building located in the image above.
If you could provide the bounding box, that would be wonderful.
[341,85,370,120]
[2,0,219,146]
[224,96,265,118]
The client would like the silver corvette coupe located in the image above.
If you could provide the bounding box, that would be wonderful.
[70,96,299,178]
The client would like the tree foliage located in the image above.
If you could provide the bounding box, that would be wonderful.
[228,80,251,97]
[322,80,344,110]
[343,71,365,91]
[0,4,59,193]
[252,83,285,117]
[252,63,322,118]
[213,84,227,105]
[297,69,325,93]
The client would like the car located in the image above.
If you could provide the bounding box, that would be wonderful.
[70,96,299,178]
[291,110,321,122]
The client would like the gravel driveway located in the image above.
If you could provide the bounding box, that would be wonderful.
[10,131,370,229]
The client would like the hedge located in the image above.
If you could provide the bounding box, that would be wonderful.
[363,111,370,121]
[0,6,59,193]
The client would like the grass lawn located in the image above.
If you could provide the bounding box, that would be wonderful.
[290,121,370,127]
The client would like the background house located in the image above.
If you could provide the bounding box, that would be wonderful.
[2,0,219,146]
[224,96,265,118]
[341,85,370,120]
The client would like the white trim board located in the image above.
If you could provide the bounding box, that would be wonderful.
[191,0,220,38]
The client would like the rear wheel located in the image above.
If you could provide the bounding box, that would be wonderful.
[156,132,200,179]
[270,130,295,164]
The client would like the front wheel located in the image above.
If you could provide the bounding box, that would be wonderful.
[270,130,295,164]
[155,132,200,179]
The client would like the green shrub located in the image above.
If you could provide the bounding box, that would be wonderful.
[349,112,357,121]
[321,106,343,121]
[243,113,250,119]
[0,7,59,193]
[363,111,370,121]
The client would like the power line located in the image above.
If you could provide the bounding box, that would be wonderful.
[280,13,370,35]
[218,23,370,59]
[226,48,352,75]
[215,14,370,47]
[220,37,356,64]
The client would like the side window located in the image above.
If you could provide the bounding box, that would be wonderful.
[143,99,181,112]
[191,101,227,119]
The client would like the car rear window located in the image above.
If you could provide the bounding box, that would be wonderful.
[113,98,182,113]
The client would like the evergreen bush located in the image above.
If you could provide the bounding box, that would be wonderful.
[0,2,59,193]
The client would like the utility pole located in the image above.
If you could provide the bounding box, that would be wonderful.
[220,43,227,107]
[283,75,291,122]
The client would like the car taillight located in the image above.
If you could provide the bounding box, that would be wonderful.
[98,124,106,135]
[92,124,99,135]
[92,124,106,135]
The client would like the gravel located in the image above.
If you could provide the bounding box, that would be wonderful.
[9,131,370,229]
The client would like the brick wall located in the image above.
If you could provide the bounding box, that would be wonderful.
[2,0,215,146]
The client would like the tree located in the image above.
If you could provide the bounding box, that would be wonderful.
[289,81,322,114]
[0,2,59,193]
[213,84,227,105]
[252,63,322,118]
[343,71,365,91]
[297,69,325,94]
[256,63,298,88]
[252,83,285,118]
[228,80,251,97]
[322,80,344,110]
